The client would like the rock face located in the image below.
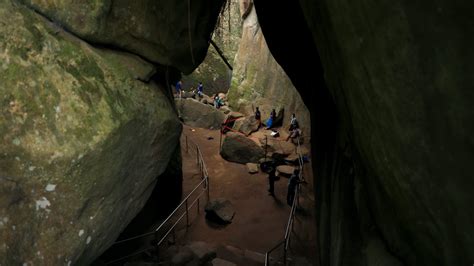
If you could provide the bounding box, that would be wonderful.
[220,132,265,164]
[183,0,243,95]
[18,0,225,73]
[175,98,226,129]
[227,1,310,138]
[0,1,182,265]
[254,0,474,265]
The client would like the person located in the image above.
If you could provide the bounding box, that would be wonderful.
[197,82,203,98]
[289,113,298,131]
[214,94,220,108]
[266,109,276,129]
[267,165,276,196]
[255,107,261,128]
[287,169,301,206]
[175,80,182,98]
[286,127,301,142]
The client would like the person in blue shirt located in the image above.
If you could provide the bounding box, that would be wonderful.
[266,109,276,129]
[175,80,182,98]
[197,82,203,98]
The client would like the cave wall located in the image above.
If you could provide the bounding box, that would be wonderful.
[182,0,242,95]
[227,0,310,138]
[254,0,474,265]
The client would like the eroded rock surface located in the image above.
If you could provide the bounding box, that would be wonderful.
[0,2,181,264]
[18,0,225,73]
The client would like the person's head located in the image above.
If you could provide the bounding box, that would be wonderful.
[292,113,296,118]
[199,82,202,85]
[256,107,259,111]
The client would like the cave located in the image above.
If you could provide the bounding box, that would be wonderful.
[0,0,473,265]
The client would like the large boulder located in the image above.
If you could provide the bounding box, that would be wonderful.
[233,116,260,136]
[175,98,226,129]
[18,0,225,73]
[220,132,265,164]
[0,2,181,265]
[226,3,310,138]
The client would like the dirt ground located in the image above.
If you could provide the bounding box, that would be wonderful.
[178,124,318,264]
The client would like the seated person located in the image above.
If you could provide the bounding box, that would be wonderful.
[266,109,276,129]
[286,127,301,142]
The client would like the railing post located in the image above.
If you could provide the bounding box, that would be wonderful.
[185,199,189,228]
[207,176,210,201]
[265,136,268,161]
[154,231,160,262]
[197,198,200,214]
[219,125,223,151]
[196,147,199,166]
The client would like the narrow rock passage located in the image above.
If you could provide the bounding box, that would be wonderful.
[177,124,317,265]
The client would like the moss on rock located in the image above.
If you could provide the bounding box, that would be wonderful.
[0,1,181,264]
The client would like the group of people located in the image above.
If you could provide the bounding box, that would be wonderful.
[254,107,277,130]
[174,80,224,109]
[174,80,204,99]
[254,107,302,142]
[267,165,303,206]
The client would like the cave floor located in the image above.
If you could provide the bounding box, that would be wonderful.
[176,124,318,264]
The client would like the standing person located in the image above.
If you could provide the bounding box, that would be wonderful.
[255,107,261,128]
[214,94,220,108]
[268,165,276,196]
[197,82,203,98]
[287,169,301,206]
[175,80,182,98]
[289,113,298,131]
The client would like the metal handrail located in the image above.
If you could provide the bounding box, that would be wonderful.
[105,135,209,264]
[265,135,305,265]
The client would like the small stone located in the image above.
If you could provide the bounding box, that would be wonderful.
[45,184,56,192]
[276,165,295,177]
[205,199,235,224]
[246,163,259,174]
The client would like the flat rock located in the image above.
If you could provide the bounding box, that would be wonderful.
[188,241,217,263]
[205,199,235,224]
[276,165,295,177]
[246,163,259,174]
[171,247,195,265]
[211,258,237,266]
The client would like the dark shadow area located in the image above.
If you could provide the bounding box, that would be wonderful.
[93,145,183,265]
[253,1,338,265]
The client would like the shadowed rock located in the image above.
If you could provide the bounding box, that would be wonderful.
[205,199,235,224]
